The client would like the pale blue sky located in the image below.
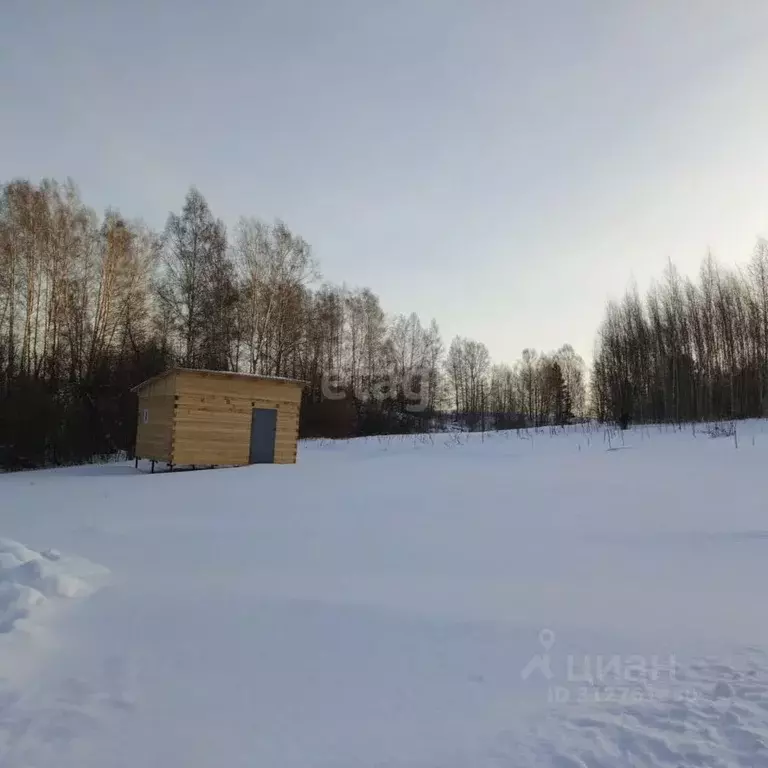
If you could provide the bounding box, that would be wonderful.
[3,0,768,364]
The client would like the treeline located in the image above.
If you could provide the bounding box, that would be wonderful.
[447,340,586,428]
[592,244,768,424]
[0,178,585,467]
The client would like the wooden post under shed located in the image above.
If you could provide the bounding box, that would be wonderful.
[132,368,305,468]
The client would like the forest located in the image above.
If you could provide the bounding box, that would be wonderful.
[592,246,768,425]
[0,179,585,468]
[5,176,762,469]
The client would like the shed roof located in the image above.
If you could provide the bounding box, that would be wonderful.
[131,367,308,393]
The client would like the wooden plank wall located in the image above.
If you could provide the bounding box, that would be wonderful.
[172,372,302,466]
[134,373,176,462]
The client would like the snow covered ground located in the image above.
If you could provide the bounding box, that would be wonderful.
[2,422,768,766]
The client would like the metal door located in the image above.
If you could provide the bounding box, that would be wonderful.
[249,408,277,464]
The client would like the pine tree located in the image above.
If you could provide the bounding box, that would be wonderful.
[548,360,567,425]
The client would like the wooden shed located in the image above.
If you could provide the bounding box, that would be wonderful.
[132,368,305,468]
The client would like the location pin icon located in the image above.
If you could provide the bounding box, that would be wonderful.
[539,628,556,651]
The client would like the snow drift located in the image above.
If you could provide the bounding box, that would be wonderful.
[0,537,108,634]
